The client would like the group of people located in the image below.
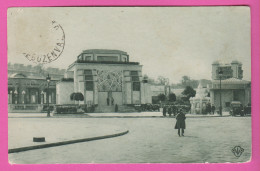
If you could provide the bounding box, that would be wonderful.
[106,97,114,106]
[206,103,216,114]
[140,104,160,112]
[162,105,189,117]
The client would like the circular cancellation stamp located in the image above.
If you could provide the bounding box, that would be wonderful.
[23,21,65,64]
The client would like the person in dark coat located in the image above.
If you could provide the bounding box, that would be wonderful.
[175,109,186,136]
[168,106,172,117]
[111,97,114,105]
[115,104,118,112]
[162,106,167,117]
[211,105,215,114]
[107,97,110,106]
[206,103,211,114]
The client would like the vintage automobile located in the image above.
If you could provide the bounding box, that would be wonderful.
[229,101,244,116]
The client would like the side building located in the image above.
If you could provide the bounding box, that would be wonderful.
[8,63,65,113]
[210,60,251,112]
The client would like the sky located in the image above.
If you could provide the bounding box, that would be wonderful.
[7,7,251,83]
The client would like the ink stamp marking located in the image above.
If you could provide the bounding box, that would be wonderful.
[23,21,65,64]
[232,146,244,157]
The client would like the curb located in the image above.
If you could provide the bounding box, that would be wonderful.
[8,130,129,154]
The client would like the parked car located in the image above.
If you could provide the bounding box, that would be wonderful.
[229,101,244,116]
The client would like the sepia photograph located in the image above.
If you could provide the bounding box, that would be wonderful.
[7,7,251,164]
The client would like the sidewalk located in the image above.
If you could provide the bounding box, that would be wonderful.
[8,118,128,153]
[87,112,230,118]
[8,111,231,118]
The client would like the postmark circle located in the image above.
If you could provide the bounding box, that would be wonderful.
[23,21,65,64]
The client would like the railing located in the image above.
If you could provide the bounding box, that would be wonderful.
[8,104,42,112]
[13,105,39,110]
[76,60,139,65]
[8,104,55,112]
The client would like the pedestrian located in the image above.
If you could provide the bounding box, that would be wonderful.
[107,97,110,106]
[111,97,114,105]
[240,104,244,116]
[206,103,211,114]
[172,105,177,116]
[168,106,172,117]
[115,104,118,112]
[175,109,186,137]
[163,106,167,117]
[211,105,215,114]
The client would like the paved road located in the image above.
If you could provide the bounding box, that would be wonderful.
[8,116,251,164]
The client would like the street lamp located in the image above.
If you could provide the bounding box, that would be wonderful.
[14,90,18,104]
[218,69,223,116]
[46,74,51,117]
[41,91,44,104]
[22,90,26,104]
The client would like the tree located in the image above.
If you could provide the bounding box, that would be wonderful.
[182,86,196,101]
[180,76,199,88]
[70,92,84,105]
[158,93,166,102]
[181,76,190,87]
[157,76,169,85]
[168,93,177,102]
[143,74,155,84]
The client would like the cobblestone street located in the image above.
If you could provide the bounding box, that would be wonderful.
[8,115,251,164]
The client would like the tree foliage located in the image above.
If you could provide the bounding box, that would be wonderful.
[168,93,176,102]
[182,86,196,101]
[157,76,169,85]
[158,93,166,102]
[70,92,84,101]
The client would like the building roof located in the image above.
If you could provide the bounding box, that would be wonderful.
[10,73,27,78]
[231,60,242,65]
[212,77,250,84]
[212,61,220,65]
[82,49,128,55]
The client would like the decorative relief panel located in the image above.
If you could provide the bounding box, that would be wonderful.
[96,70,123,92]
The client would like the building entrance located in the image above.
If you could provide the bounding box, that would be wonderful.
[107,91,114,106]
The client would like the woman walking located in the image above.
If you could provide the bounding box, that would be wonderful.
[175,109,186,137]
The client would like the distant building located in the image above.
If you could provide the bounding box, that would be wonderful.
[210,61,251,112]
[149,84,171,104]
[8,63,65,112]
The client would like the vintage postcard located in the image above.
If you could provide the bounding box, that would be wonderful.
[7,7,251,164]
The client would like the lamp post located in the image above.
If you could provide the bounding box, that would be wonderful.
[218,69,223,116]
[14,90,18,104]
[46,74,51,117]
[10,91,13,104]
[41,91,44,104]
[22,90,26,104]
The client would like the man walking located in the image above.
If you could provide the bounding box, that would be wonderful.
[211,104,215,114]
[175,109,186,137]
[162,106,167,117]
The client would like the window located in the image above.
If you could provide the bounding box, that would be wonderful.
[233,90,240,101]
[84,70,92,75]
[85,75,93,81]
[85,81,94,91]
[132,76,139,81]
[225,102,231,107]
[82,54,92,61]
[130,71,138,76]
[97,56,118,62]
[133,82,140,91]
